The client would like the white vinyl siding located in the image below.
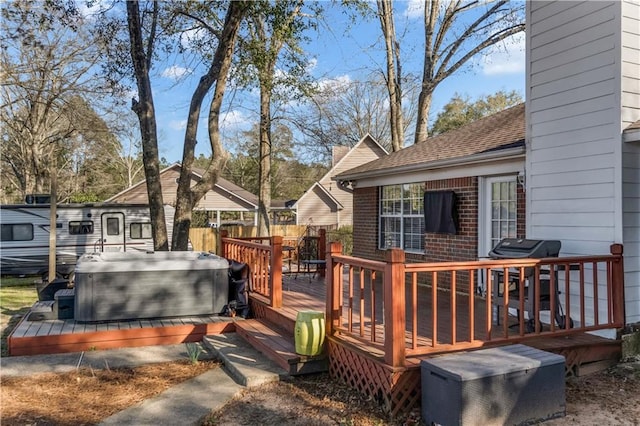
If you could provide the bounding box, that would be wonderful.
[621,0,640,322]
[527,1,640,324]
[297,135,387,227]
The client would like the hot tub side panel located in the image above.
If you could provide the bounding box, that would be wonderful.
[75,266,228,322]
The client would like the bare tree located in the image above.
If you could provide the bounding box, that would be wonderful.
[290,74,419,163]
[377,0,404,152]
[414,0,524,143]
[170,0,249,250]
[0,1,105,202]
[126,0,169,251]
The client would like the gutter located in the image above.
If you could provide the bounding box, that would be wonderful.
[623,128,640,143]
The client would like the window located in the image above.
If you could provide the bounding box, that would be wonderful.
[130,222,152,239]
[1,223,34,241]
[106,217,120,235]
[379,184,425,252]
[69,221,94,235]
[490,179,517,248]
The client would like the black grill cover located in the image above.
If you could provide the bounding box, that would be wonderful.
[489,238,561,259]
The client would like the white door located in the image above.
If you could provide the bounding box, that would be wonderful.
[100,212,125,252]
[477,176,518,295]
[480,176,518,257]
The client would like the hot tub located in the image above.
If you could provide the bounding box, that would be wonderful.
[74,251,229,322]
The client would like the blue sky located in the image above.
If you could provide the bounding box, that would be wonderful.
[145,1,525,163]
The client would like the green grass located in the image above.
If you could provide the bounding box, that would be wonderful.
[1,277,39,356]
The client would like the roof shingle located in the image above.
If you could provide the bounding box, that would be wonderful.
[337,103,525,179]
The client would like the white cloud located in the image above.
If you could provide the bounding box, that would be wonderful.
[180,28,206,50]
[481,33,525,76]
[403,0,424,19]
[162,65,192,80]
[168,119,187,131]
[77,0,111,19]
[220,110,249,131]
[316,74,352,91]
[306,58,318,73]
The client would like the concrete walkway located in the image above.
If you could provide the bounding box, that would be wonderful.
[1,337,288,426]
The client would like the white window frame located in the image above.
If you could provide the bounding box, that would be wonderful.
[379,183,425,253]
[479,176,518,257]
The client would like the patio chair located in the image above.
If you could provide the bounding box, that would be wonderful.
[295,235,326,280]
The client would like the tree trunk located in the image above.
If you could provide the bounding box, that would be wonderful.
[126,0,168,251]
[172,1,248,250]
[377,0,404,152]
[414,88,433,144]
[257,84,272,237]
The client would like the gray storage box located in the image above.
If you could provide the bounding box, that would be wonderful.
[74,252,229,322]
[55,288,75,320]
[421,344,565,426]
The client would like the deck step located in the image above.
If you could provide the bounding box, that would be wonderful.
[27,301,56,321]
[234,318,328,376]
[202,333,287,387]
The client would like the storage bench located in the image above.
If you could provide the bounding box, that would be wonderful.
[421,344,565,426]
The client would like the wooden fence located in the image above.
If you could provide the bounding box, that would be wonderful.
[189,225,311,254]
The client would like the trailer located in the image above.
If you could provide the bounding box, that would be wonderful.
[0,203,177,281]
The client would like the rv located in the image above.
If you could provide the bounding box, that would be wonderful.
[0,203,176,281]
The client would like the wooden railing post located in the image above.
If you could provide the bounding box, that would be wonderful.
[220,230,228,258]
[610,243,625,326]
[326,241,342,336]
[384,248,406,367]
[270,236,283,308]
[318,229,326,278]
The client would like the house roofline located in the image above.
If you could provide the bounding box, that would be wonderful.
[334,145,525,183]
[293,182,344,210]
[189,167,258,208]
[623,128,640,143]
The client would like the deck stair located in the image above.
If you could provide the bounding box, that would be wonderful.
[27,301,56,321]
[232,318,328,376]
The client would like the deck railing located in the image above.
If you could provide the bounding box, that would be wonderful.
[220,231,283,308]
[326,243,625,367]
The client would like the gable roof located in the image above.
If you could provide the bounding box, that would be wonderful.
[190,166,259,207]
[106,163,259,207]
[336,103,525,181]
[294,134,388,207]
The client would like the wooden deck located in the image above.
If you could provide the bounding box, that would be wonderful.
[8,269,620,375]
[275,273,621,372]
[8,313,236,356]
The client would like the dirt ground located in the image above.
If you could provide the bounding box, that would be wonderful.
[1,357,639,426]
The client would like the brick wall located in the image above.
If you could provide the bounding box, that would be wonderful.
[351,176,526,263]
[424,177,478,262]
[352,187,380,260]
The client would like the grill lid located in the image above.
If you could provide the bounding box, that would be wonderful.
[489,238,561,259]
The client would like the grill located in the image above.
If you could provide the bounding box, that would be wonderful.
[489,238,570,331]
[488,238,561,263]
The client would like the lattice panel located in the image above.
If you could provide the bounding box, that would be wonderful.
[328,339,422,418]
[250,299,267,320]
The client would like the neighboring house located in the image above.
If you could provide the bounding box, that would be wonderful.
[294,134,388,227]
[335,1,639,326]
[107,163,260,226]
